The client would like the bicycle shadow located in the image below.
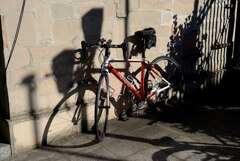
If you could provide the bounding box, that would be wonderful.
[42,9,103,147]
[41,49,97,147]
[41,84,97,148]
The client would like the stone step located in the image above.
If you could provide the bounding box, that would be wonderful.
[0,143,11,160]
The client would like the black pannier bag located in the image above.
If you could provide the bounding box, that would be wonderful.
[135,27,157,49]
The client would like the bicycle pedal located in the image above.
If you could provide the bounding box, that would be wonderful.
[118,115,129,121]
[155,107,162,112]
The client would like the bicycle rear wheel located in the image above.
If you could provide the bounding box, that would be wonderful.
[146,56,184,109]
[94,73,109,142]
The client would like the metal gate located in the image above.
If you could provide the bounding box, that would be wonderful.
[198,0,237,86]
[198,0,236,71]
[170,0,238,88]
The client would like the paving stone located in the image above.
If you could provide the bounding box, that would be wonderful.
[203,147,240,161]
[101,136,152,159]
[9,148,65,161]
[58,146,120,161]
[126,146,183,161]
[0,143,11,160]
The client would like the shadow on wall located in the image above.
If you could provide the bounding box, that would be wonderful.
[41,9,103,146]
[168,0,237,102]
[41,7,147,146]
[0,15,10,144]
[21,75,40,147]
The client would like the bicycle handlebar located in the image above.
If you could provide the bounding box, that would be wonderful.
[81,39,127,59]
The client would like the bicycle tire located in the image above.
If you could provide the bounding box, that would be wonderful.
[145,56,184,109]
[94,73,109,142]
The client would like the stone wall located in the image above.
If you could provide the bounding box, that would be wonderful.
[0,0,198,155]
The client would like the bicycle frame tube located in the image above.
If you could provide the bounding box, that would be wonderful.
[104,57,169,101]
[106,58,147,100]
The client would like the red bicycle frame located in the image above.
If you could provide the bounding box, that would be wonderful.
[107,59,161,101]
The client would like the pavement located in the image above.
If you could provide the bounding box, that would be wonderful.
[2,69,240,161]
[2,101,240,161]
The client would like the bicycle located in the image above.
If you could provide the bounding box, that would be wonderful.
[81,28,185,142]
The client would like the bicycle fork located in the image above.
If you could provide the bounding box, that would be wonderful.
[101,57,111,109]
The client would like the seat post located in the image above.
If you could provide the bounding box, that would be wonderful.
[142,38,146,58]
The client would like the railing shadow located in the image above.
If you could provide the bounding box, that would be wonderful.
[168,0,239,105]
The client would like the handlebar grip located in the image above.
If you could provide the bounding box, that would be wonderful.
[81,41,87,60]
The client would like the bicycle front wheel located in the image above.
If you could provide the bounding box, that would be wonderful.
[94,73,109,142]
[146,56,184,108]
